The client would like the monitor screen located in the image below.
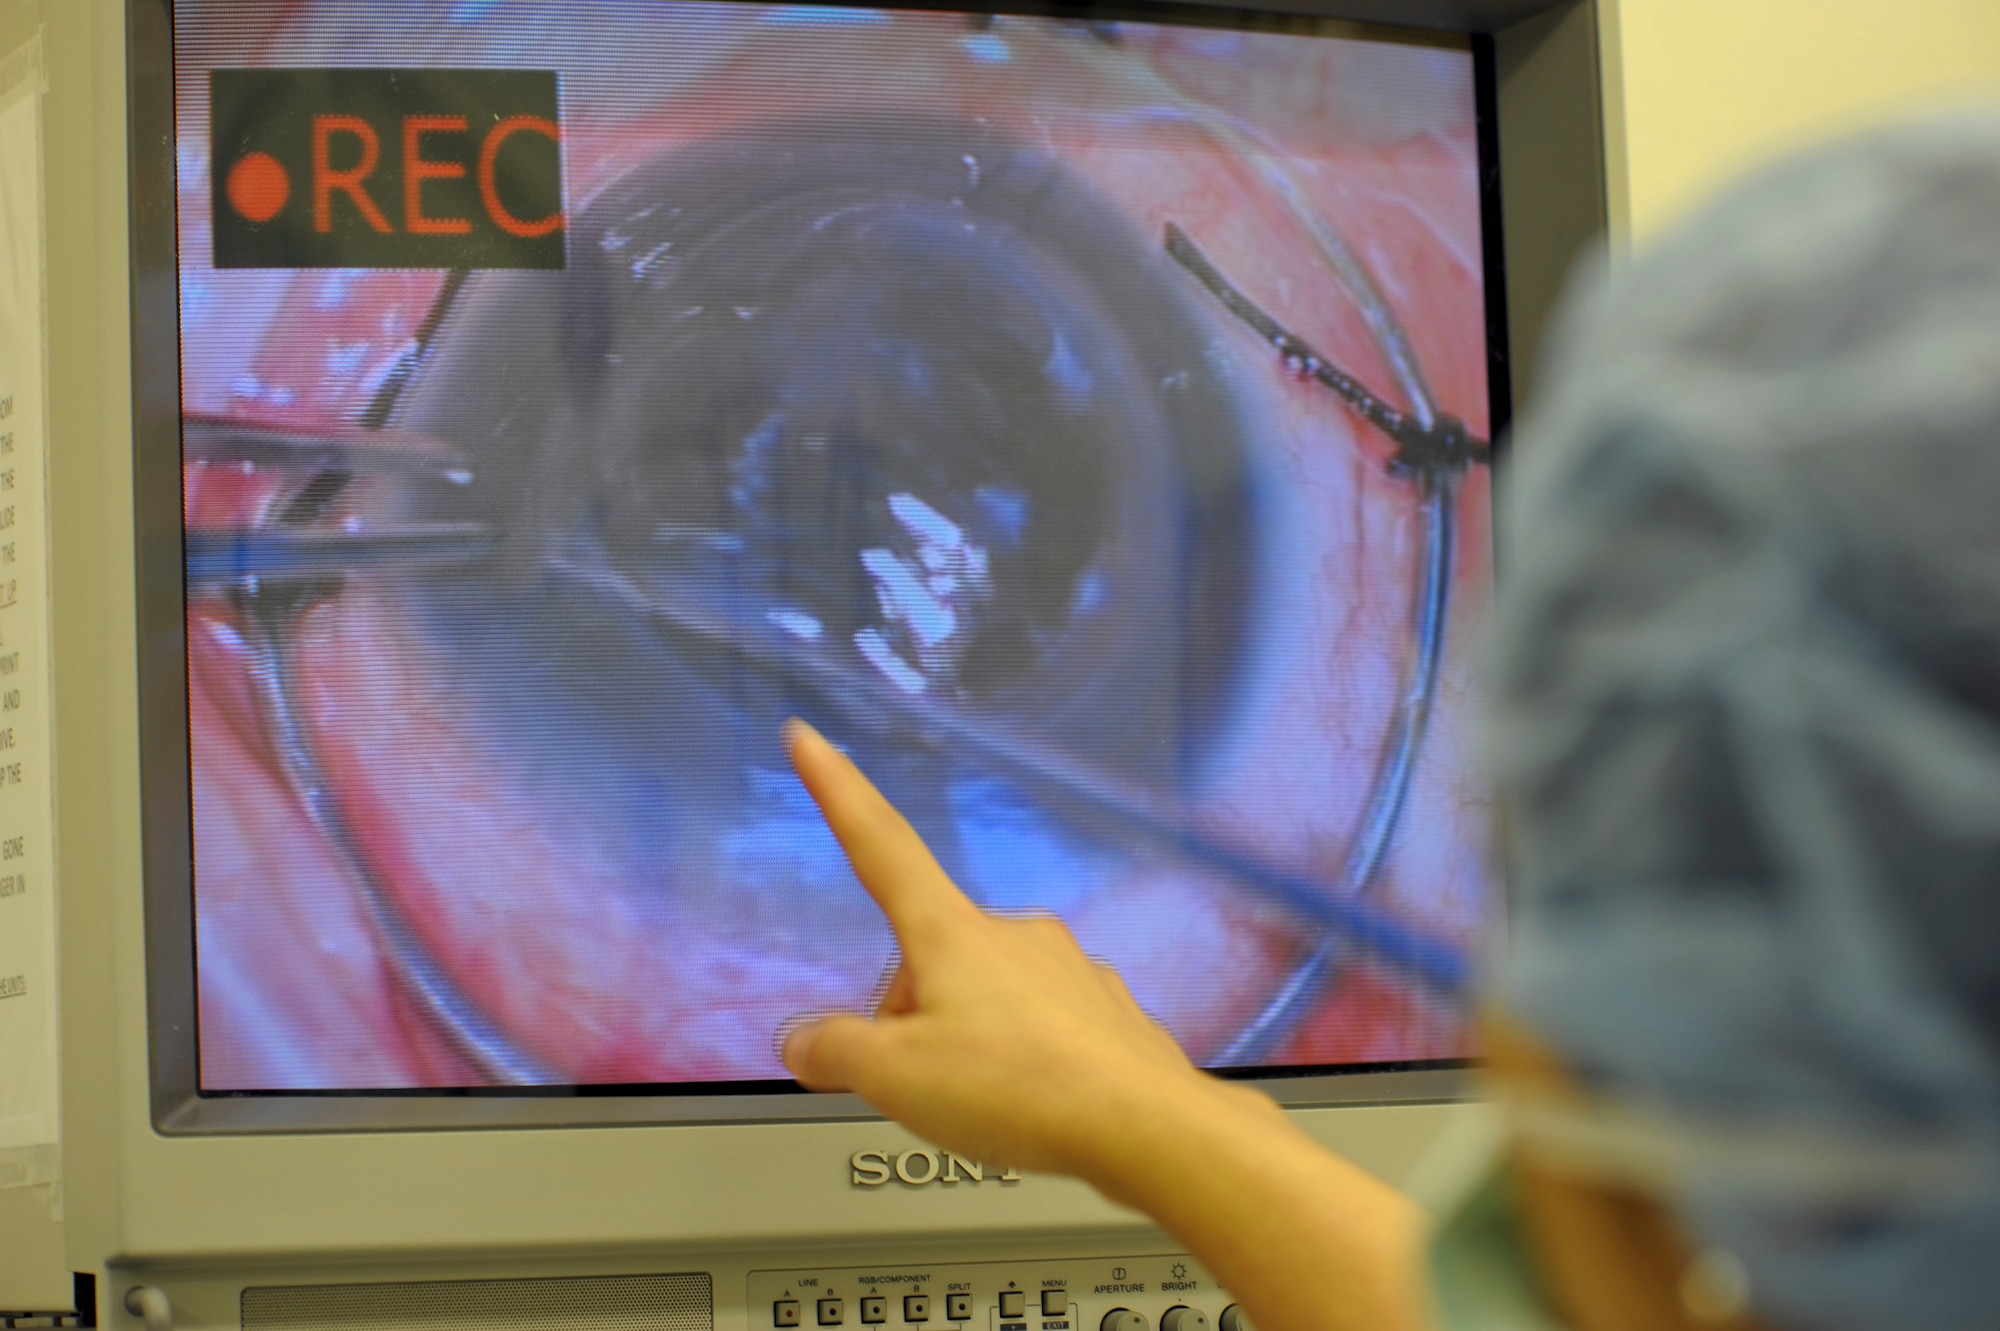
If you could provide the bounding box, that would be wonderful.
[172,0,1499,1093]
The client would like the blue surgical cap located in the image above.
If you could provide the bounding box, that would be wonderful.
[1486,112,2000,1330]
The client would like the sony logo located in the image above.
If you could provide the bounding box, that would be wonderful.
[851,1149,1023,1188]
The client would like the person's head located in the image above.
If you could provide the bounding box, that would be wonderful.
[1482,111,2000,1331]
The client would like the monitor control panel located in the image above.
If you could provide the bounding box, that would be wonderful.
[751,1256,1250,1331]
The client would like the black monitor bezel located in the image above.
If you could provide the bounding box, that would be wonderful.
[132,0,1507,1134]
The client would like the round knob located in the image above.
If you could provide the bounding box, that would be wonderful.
[1218,1308,1251,1331]
[1100,1311,1148,1331]
[125,1289,174,1331]
[1161,1310,1208,1331]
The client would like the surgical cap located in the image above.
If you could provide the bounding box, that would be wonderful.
[1485,112,2000,1330]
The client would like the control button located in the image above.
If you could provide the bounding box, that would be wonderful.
[945,1295,973,1321]
[775,1302,802,1328]
[904,1297,931,1323]
[1161,1310,1208,1331]
[1101,1311,1147,1331]
[1218,1309,1249,1331]
[1041,1292,1068,1318]
[861,1299,888,1325]
[1000,1293,1027,1319]
[819,1300,845,1326]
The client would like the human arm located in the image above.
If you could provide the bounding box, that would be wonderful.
[780,720,1431,1331]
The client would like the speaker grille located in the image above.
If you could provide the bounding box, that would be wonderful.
[242,1273,713,1331]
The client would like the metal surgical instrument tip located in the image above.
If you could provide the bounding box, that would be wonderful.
[186,523,500,587]
[1163,224,1490,479]
[183,416,492,588]
[183,415,477,483]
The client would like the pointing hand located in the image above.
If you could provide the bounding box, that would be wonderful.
[780,719,1256,1182]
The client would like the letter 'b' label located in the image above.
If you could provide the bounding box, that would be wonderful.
[210,68,564,269]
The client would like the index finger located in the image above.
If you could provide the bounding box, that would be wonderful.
[784,719,981,949]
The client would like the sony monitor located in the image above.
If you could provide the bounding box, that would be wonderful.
[0,0,1619,1313]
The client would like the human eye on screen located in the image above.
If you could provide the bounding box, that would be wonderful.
[175,2,1496,1090]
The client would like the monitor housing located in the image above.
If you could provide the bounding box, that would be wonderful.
[8,0,1607,1310]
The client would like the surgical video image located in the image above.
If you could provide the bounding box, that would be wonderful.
[178,0,1497,1090]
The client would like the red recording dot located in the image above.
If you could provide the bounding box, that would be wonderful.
[226,152,290,224]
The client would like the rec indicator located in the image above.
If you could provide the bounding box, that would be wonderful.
[209,67,565,269]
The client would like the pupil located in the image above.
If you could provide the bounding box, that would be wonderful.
[398,115,1253,783]
[623,195,1119,701]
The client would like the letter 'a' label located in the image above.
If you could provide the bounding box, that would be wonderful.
[209,68,564,269]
